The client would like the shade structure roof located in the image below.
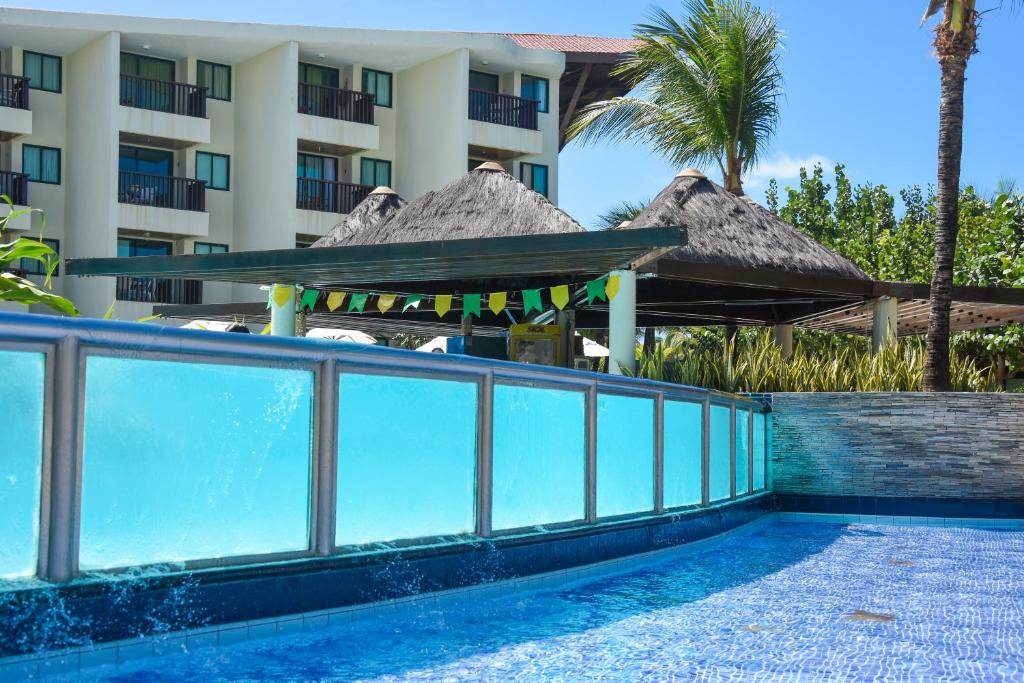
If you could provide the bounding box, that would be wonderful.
[311,187,407,248]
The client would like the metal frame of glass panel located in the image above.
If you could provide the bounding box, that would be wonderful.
[0,312,769,584]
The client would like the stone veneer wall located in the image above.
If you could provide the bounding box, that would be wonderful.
[771,392,1024,500]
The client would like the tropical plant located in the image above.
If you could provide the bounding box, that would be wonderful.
[594,199,649,230]
[920,0,1018,390]
[566,0,782,196]
[0,199,77,315]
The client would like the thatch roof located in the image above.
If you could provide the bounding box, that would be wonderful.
[340,162,585,246]
[628,169,869,280]
[311,187,407,248]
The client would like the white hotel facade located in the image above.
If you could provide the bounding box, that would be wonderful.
[0,8,631,319]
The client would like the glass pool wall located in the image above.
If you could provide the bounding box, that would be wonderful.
[0,312,769,584]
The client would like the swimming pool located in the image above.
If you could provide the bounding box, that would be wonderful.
[45,519,1024,681]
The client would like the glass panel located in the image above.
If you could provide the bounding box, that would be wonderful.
[79,356,314,569]
[709,404,732,502]
[663,400,702,508]
[41,55,60,92]
[336,373,478,545]
[212,64,230,100]
[300,63,339,87]
[469,70,499,92]
[22,146,40,181]
[533,164,548,197]
[492,384,585,530]
[735,408,750,496]
[23,52,41,88]
[521,75,548,112]
[212,154,229,189]
[196,152,212,185]
[596,393,654,517]
[40,148,59,184]
[753,412,767,491]
[0,351,45,579]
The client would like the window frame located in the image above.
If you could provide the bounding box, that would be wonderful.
[469,70,500,93]
[194,242,229,255]
[521,74,549,113]
[23,50,62,93]
[119,52,176,81]
[360,157,392,188]
[19,238,59,276]
[519,162,549,197]
[298,62,340,88]
[22,144,62,185]
[196,60,231,101]
[195,151,230,191]
[361,68,393,108]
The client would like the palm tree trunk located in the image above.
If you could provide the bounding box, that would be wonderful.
[924,17,975,392]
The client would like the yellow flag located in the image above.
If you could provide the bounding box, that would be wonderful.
[377,293,397,313]
[488,292,507,315]
[605,275,621,301]
[550,284,570,310]
[435,294,452,318]
[272,284,293,307]
[260,323,271,335]
[326,291,346,312]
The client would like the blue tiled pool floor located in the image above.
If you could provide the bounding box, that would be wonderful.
[49,521,1024,681]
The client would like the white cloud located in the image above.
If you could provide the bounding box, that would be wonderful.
[743,153,834,191]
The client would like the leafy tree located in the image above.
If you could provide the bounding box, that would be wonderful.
[566,0,782,196]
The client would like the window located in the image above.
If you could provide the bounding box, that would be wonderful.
[469,70,499,93]
[22,145,61,185]
[23,51,61,93]
[118,238,172,258]
[120,52,175,81]
[19,238,59,276]
[361,68,392,107]
[297,153,338,180]
[196,151,229,190]
[194,242,228,255]
[521,75,549,113]
[360,157,391,188]
[298,63,339,88]
[197,60,231,101]
[519,162,548,197]
[119,145,174,176]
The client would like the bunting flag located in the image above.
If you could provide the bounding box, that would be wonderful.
[488,291,507,315]
[605,275,621,301]
[403,294,425,312]
[586,278,608,305]
[272,284,293,307]
[435,294,452,318]
[260,323,271,335]
[347,292,369,313]
[326,291,347,312]
[550,285,570,311]
[463,293,481,319]
[299,288,319,312]
[377,293,397,314]
[522,288,543,315]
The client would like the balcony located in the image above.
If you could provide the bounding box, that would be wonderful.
[116,276,203,304]
[467,90,543,159]
[296,83,378,156]
[0,74,32,141]
[0,170,31,231]
[118,171,209,237]
[118,75,210,148]
[295,178,373,237]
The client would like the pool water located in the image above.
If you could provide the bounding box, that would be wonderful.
[53,521,1024,681]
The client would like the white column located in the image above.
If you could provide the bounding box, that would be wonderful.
[772,324,794,360]
[269,284,296,337]
[871,296,897,354]
[608,269,637,375]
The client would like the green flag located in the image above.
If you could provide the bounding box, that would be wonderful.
[403,294,425,312]
[348,292,369,313]
[463,293,481,319]
[522,288,543,315]
[586,278,608,305]
[299,288,319,312]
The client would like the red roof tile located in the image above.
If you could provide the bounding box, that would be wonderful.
[501,33,639,54]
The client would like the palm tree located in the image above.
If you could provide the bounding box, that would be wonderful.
[920,1,1017,390]
[566,0,782,197]
[594,198,650,230]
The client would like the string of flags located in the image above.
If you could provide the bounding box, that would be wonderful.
[267,275,622,319]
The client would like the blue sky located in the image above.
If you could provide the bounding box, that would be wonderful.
[15,0,1022,227]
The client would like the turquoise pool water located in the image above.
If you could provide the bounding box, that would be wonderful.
[49,520,1024,681]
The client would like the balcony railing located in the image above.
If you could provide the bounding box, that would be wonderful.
[118,171,206,212]
[116,276,203,304]
[468,89,539,130]
[0,170,29,205]
[297,83,375,124]
[296,178,373,214]
[119,74,207,118]
[0,74,29,110]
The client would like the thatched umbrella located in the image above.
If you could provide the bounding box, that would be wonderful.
[311,186,407,248]
[627,169,868,280]
[342,162,585,246]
